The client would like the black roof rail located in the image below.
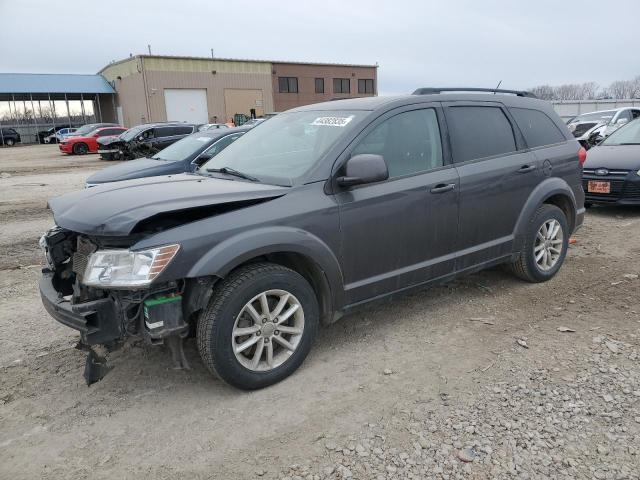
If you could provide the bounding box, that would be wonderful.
[412,87,537,98]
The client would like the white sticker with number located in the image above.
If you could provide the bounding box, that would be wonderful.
[311,115,354,127]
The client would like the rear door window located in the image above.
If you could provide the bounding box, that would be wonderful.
[445,106,516,163]
[175,125,194,135]
[510,107,565,148]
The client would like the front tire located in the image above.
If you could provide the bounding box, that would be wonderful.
[197,263,319,390]
[73,143,88,155]
[5,138,15,146]
[509,204,569,283]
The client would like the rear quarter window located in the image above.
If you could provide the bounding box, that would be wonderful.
[510,108,566,148]
[446,106,517,163]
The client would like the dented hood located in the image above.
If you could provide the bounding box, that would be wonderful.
[48,174,289,236]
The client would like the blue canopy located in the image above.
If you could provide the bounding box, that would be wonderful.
[0,73,114,94]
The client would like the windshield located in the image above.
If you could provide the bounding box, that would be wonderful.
[602,119,640,145]
[201,110,365,185]
[573,111,616,123]
[152,134,213,161]
[120,125,148,141]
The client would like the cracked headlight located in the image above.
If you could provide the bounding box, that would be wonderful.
[83,244,180,288]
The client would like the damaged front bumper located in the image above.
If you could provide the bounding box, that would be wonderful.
[39,270,122,345]
[38,228,208,384]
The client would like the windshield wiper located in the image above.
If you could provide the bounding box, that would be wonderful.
[205,166,259,182]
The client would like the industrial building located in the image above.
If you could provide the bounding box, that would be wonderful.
[0,56,377,142]
[99,55,378,127]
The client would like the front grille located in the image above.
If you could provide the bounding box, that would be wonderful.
[72,252,89,277]
[572,122,598,137]
[71,236,97,279]
[622,182,640,198]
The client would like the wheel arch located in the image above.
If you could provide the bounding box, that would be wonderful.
[513,178,577,252]
[187,227,344,323]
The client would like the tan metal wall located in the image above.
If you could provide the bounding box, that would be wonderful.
[271,63,377,112]
[143,70,274,124]
[223,89,265,120]
[101,57,274,126]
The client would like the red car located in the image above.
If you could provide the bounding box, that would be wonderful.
[59,126,126,155]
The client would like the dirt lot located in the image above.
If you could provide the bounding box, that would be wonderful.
[1,145,639,480]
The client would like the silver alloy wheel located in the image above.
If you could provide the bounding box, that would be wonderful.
[232,289,305,372]
[534,219,564,271]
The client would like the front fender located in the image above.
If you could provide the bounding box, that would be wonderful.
[187,226,344,306]
[513,177,580,251]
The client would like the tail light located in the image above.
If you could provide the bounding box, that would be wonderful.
[578,147,587,166]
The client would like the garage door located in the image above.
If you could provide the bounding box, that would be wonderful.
[164,89,209,124]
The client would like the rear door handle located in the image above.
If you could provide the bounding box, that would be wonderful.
[430,183,456,194]
[517,165,536,173]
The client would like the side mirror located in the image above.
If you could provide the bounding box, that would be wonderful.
[616,118,628,125]
[337,154,388,188]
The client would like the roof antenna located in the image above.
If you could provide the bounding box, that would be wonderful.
[494,80,502,94]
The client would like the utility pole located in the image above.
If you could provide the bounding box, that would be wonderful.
[147,44,152,55]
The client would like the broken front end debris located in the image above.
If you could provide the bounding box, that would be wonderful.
[39,227,212,384]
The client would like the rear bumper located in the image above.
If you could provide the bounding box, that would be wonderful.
[39,271,122,345]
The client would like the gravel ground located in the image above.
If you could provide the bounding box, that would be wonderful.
[0,145,639,479]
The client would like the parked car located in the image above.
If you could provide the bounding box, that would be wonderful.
[97,123,197,161]
[38,126,71,144]
[582,117,640,206]
[242,118,266,127]
[568,108,640,148]
[58,126,127,155]
[85,127,248,185]
[45,127,76,144]
[40,89,584,389]
[198,123,230,131]
[0,127,21,146]
[66,123,119,140]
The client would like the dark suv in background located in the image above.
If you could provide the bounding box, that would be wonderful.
[40,89,584,389]
[97,122,197,160]
[0,127,21,146]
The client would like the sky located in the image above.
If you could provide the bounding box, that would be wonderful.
[1,0,639,95]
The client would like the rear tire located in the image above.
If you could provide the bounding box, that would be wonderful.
[73,143,88,155]
[197,263,319,390]
[5,138,15,146]
[508,204,569,283]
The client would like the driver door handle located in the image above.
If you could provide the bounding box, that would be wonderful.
[430,183,456,194]
[517,164,536,173]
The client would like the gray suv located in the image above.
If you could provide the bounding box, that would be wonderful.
[39,88,585,389]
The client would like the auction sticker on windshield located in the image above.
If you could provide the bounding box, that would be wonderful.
[311,115,354,127]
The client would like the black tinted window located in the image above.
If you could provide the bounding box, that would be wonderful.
[446,106,516,162]
[333,78,350,94]
[157,126,192,137]
[175,126,194,135]
[510,108,565,148]
[352,109,443,178]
